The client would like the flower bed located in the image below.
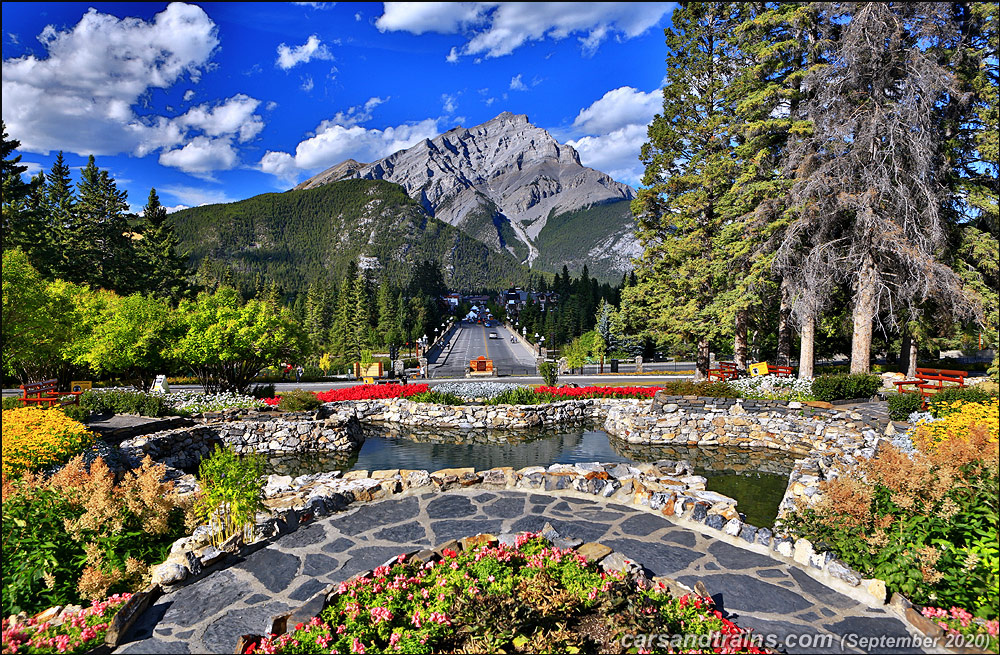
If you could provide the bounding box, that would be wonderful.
[248,533,764,654]
[1,407,96,477]
[1,593,132,654]
[728,375,815,402]
[920,606,999,653]
[534,385,660,400]
[263,384,430,406]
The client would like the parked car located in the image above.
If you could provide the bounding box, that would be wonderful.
[489,332,500,339]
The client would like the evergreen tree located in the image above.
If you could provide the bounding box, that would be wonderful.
[74,155,132,292]
[629,2,747,380]
[137,188,191,302]
[44,152,77,280]
[1,122,36,255]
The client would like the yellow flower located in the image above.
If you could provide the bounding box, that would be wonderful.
[914,399,999,453]
[1,407,96,477]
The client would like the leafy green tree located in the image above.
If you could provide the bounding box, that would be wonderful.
[1,249,85,385]
[173,286,309,393]
[69,291,180,390]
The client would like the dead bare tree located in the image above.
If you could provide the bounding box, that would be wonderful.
[777,2,977,373]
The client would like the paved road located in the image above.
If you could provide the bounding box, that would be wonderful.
[427,322,538,378]
[114,489,920,655]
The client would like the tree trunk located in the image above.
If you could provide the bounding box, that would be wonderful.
[908,335,918,379]
[850,257,877,374]
[899,332,911,375]
[695,337,710,381]
[799,311,815,379]
[734,310,748,369]
[777,278,792,366]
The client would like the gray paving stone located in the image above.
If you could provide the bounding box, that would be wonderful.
[320,537,356,554]
[601,538,702,575]
[278,522,328,548]
[338,546,413,578]
[425,494,477,518]
[473,492,497,502]
[235,549,300,593]
[824,617,918,654]
[116,638,191,654]
[528,494,554,505]
[302,553,340,577]
[481,496,525,518]
[730,617,859,655]
[678,573,813,614]
[163,570,250,624]
[757,568,787,579]
[707,540,781,570]
[201,604,290,654]
[786,566,858,609]
[661,530,697,548]
[508,516,610,543]
[288,578,328,602]
[619,513,672,537]
[373,520,429,544]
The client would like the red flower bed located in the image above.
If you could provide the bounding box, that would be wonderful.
[263,384,429,406]
[534,385,661,399]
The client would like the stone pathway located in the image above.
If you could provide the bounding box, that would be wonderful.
[115,490,920,655]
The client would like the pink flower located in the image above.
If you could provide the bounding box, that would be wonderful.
[351,637,365,654]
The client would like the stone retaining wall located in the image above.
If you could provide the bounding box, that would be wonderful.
[119,411,363,471]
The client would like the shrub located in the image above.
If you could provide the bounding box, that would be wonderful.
[249,383,276,400]
[277,388,322,412]
[782,406,999,617]
[79,389,172,417]
[194,445,265,548]
[1,407,96,477]
[406,390,468,405]
[538,361,558,387]
[2,396,24,410]
[887,392,924,421]
[658,380,739,398]
[2,456,190,616]
[487,386,549,405]
[56,403,91,423]
[810,373,882,402]
[927,386,999,418]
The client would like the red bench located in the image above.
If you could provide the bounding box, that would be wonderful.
[893,368,967,408]
[770,365,795,378]
[707,362,738,382]
[20,379,82,408]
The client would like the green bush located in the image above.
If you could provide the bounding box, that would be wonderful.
[277,388,321,412]
[811,373,882,402]
[538,361,558,387]
[406,390,467,405]
[79,389,172,417]
[927,386,999,418]
[887,392,924,421]
[487,387,550,405]
[249,383,276,400]
[661,380,739,398]
[195,445,265,548]
[2,396,24,410]
[56,403,92,423]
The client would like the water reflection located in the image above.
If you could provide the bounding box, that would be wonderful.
[261,424,799,528]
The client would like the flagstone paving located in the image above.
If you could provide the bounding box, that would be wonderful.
[114,489,921,654]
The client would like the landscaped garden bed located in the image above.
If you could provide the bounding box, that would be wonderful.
[243,532,766,655]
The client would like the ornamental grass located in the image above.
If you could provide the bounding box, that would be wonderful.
[1,593,132,655]
[782,399,999,618]
[1,456,192,616]
[249,533,765,654]
[1,407,96,477]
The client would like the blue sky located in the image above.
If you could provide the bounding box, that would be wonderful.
[2,2,674,213]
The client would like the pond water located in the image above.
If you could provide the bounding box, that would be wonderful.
[261,425,798,528]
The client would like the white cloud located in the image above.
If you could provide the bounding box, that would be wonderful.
[377,2,673,59]
[175,94,263,143]
[567,123,648,186]
[159,136,237,176]
[183,89,195,102]
[276,34,334,70]
[301,76,315,92]
[324,96,388,127]
[441,93,458,114]
[260,116,441,181]
[160,184,237,208]
[571,86,659,135]
[509,74,527,91]
[1,3,219,156]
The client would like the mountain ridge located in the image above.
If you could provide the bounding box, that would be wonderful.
[294,112,641,277]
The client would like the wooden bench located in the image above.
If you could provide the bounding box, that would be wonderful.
[707,361,738,382]
[893,368,967,394]
[893,368,967,408]
[771,365,795,378]
[20,379,82,408]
